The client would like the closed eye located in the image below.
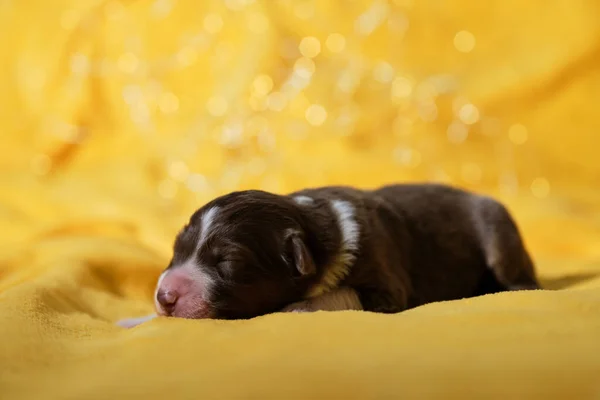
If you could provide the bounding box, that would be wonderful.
[215,259,236,280]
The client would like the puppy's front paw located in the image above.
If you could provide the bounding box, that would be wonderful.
[116,314,157,328]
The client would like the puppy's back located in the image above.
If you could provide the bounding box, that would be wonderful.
[373,183,537,305]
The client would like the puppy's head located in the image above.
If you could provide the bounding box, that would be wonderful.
[154,190,318,319]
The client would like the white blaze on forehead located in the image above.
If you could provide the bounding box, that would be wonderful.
[153,206,220,311]
[199,206,220,245]
[307,199,360,298]
[293,195,314,206]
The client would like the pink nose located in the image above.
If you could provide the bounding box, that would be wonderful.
[156,289,178,314]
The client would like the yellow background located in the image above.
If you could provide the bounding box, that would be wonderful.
[1,0,600,398]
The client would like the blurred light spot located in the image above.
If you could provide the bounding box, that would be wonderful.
[258,130,276,152]
[461,163,482,184]
[267,92,287,111]
[159,92,180,114]
[387,12,409,33]
[206,96,228,116]
[168,161,189,181]
[220,123,244,147]
[531,177,550,198]
[373,62,394,83]
[431,168,451,183]
[54,122,81,143]
[326,33,346,53]
[508,123,528,145]
[391,76,413,99]
[458,103,479,125]
[427,74,458,94]
[130,102,151,125]
[187,173,209,193]
[355,0,389,36]
[203,13,223,34]
[393,147,421,168]
[293,57,315,79]
[299,36,321,58]
[499,172,519,196]
[337,70,361,94]
[158,179,177,199]
[335,107,357,133]
[221,168,242,190]
[252,74,274,97]
[447,121,469,143]
[118,52,139,74]
[247,11,269,33]
[452,96,469,115]
[122,85,142,104]
[415,81,438,102]
[151,0,173,18]
[454,30,476,53]
[176,47,199,67]
[70,53,90,76]
[31,154,51,175]
[305,104,327,126]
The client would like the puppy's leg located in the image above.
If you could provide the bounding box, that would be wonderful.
[474,197,540,290]
[116,314,157,328]
[282,287,363,313]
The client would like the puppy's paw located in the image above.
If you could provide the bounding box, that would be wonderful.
[116,314,157,328]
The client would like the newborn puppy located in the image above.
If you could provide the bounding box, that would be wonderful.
[118,183,539,327]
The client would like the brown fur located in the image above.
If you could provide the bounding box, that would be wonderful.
[164,183,539,319]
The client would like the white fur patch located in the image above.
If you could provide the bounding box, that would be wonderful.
[284,287,362,312]
[179,255,215,298]
[330,200,360,253]
[307,200,360,297]
[200,206,219,245]
[153,207,218,313]
[293,195,314,206]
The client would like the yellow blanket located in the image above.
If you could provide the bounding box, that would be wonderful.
[2,0,600,398]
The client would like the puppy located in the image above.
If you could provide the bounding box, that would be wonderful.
[117,183,539,327]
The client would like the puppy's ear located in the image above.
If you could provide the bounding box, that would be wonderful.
[284,229,316,277]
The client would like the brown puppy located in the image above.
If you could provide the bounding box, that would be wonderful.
[118,183,539,327]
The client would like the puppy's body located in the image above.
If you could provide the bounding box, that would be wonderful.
[288,184,537,313]
[118,183,539,326]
